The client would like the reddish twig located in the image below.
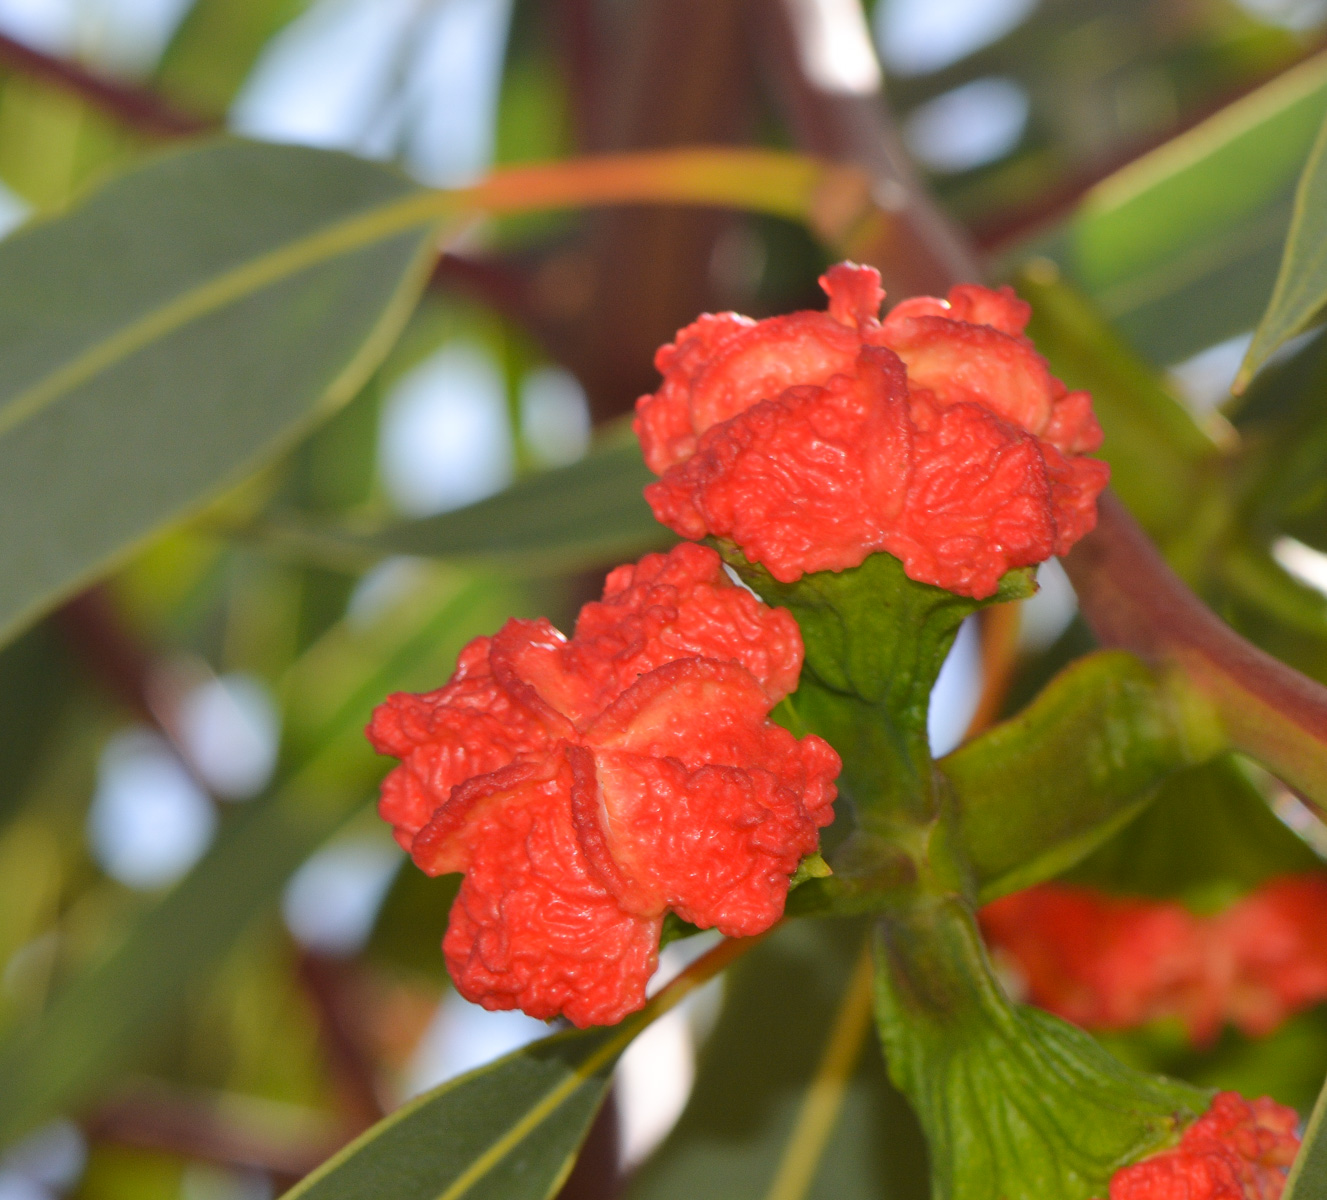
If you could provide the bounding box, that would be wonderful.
[1063,493,1327,817]
[0,32,213,137]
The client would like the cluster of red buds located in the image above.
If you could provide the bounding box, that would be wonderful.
[982,876,1327,1043]
[368,543,839,1027]
[1105,1092,1300,1200]
[635,263,1109,598]
[366,265,1305,1198]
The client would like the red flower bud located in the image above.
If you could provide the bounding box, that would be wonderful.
[367,544,840,1027]
[1107,1092,1300,1200]
[634,262,1109,598]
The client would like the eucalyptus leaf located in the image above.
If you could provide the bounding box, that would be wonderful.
[248,430,671,575]
[1238,110,1327,391]
[282,1026,620,1200]
[944,650,1222,904]
[1285,1068,1327,1200]
[1010,51,1327,365]
[283,936,746,1200]
[0,138,445,650]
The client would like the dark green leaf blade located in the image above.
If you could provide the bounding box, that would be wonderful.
[945,650,1218,903]
[251,429,671,574]
[0,138,443,649]
[283,1026,622,1200]
[1285,1070,1327,1200]
[1006,51,1327,365]
[282,936,746,1200]
[1239,110,1327,390]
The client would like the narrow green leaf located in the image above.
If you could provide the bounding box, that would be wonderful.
[0,138,445,650]
[285,1026,620,1200]
[1238,110,1327,390]
[0,569,526,1145]
[247,429,671,575]
[1007,50,1327,365]
[1066,755,1323,909]
[944,651,1221,903]
[283,937,748,1200]
[1285,1069,1327,1200]
[628,920,928,1200]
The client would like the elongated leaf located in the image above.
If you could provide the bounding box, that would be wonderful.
[0,568,527,1145]
[628,920,927,1200]
[1011,51,1327,364]
[1238,111,1327,390]
[249,430,671,574]
[944,651,1218,904]
[0,138,442,649]
[1285,1069,1327,1200]
[0,142,859,650]
[283,938,747,1200]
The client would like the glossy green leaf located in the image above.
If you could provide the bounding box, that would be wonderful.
[0,138,443,650]
[628,919,928,1200]
[1238,110,1327,390]
[1285,1068,1327,1200]
[945,651,1222,904]
[0,568,527,1145]
[248,429,671,575]
[283,937,745,1200]
[1012,51,1327,364]
[285,1027,618,1200]
[1067,755,1322,910]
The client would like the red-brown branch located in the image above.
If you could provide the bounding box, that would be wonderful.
[0,32,213,137]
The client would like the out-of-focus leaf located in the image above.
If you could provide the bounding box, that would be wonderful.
[248,430,670,574]
[628,919,928,1200]
[0,568,527,1146]
[0,624,73,827]
[0,142,867,649]
[1066,755,1322,911]
[945,651,1220,904]
[1238,112,1327,391]
[1013,50,1327,364]
[0,138,441,650]
[154,0,312,117]
[1285,1067,1327,1200]
[283,938,746,1200]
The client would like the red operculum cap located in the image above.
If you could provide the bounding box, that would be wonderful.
[366,543,840,1027]
[634,262,1109,598]
[981,876,1327,1043]
[1106,1092,1300,1200]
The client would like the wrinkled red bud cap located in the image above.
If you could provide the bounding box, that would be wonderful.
[367,544,840,1027]
[1107,1092,1300,1200]
[634,263,1109,598]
